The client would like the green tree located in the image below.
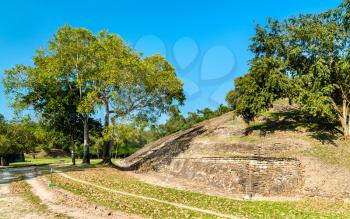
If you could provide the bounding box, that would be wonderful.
[112,123,147,158]
[101,54,185,163]
[3,26,185,165]
[159,105,187,135]
[92,31,140,163]
[93,31,185,164]
[3,26,98,164]
[0,115,40,166]
[227,1,350,138]
[51,26,98,164]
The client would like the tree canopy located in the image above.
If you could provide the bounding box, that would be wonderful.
[2,25,185,164]
[226,1,350,138]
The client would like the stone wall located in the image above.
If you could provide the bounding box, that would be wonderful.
[120,112,233,171]
[168,157,304,196]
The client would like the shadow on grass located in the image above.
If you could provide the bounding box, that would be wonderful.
[245,110,341,146]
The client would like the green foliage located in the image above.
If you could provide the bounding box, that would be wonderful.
[2,25,105,162]
[112,124,148,157]
[158,105,187,135]
[107,53,186,124]
[226,2,350,135]
[0,115,39,156]
[91,30,185,123]
[154,105,231,138]
[91,30,185,162]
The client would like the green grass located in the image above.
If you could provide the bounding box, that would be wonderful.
[10,157,73,167]
[301,141,350,169]
[10,180,69,218]
[223,109,350,169]
[50,167,350,218]
[8,157,110,167]
[10,180,53,215]
[52,169,215,218]
[19,181,50,212]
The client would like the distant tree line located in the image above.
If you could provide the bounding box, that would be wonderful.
[0,113,103,165]
[149,104,231,138]
[0,103,230,165]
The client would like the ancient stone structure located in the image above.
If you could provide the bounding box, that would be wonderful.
[121,113,234,171]
[121,112,305,196]
[168,157,303,196]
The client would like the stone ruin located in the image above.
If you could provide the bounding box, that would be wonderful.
[121,112,304,196]
[168,157,303,196]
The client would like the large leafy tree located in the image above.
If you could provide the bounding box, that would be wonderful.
[68,30,185,164]
[3,26,98,164]
[227,1,350,138]
[50,26,98,164]
[95,34,185,163]
[91,32,141,163]
[3,26,185,165]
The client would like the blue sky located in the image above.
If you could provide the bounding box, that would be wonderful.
[0,0,342,120]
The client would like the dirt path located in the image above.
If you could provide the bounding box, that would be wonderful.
[1,166,142,219]
[0,185,46,219]
[0,170,48,219]
[25,171,141,219]
[56,171,237,219]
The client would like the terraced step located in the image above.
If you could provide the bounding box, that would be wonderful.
[120,112,234,171]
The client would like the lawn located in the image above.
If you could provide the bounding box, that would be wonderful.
[7,157,112,167]
[49,166,350,218]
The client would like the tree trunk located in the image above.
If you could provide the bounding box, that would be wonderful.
[102,99,112,164]
[20,152,25,162]
[82,116,90,165]
[115,144,119,159]
[0,156,9,166]
[72,144,76,166]
[340,99,350,139]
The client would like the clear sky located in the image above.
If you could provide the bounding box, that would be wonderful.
[0,0,343,120]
